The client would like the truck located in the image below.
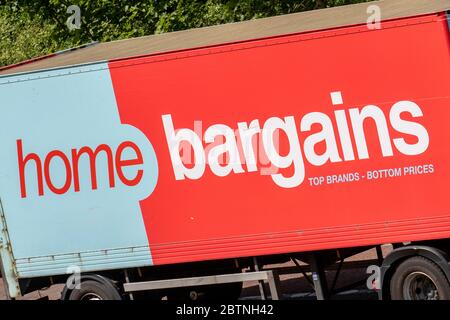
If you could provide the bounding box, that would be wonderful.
[1,0,450,300]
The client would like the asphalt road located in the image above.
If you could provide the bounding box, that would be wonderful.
[0,247,385,300]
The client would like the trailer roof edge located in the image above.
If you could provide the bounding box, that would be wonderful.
[1,0,449,76]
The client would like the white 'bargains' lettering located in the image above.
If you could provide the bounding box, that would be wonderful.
[162,92,429,188]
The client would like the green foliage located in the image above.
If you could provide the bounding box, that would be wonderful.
[0,0,370,67]
[0,5,67,67]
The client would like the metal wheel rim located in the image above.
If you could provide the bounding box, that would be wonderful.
[79,292,103,300]
[403,271,439,300]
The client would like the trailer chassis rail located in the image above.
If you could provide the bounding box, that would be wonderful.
[123,270,281,300]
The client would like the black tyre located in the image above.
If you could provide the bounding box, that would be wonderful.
[68,280,122,300]
[389,256,450,300]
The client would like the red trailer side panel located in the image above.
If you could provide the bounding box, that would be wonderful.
[109,14,450,265]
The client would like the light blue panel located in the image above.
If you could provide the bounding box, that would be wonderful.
[0,63,158,277]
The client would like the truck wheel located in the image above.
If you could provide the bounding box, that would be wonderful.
[389,256,450,300]
[68,280,122,300]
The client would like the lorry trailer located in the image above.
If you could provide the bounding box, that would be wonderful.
[1,0,450,300]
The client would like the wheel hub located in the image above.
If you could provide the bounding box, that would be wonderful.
[403,272,439,300]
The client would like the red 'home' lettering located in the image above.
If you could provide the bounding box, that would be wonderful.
[71,144,115,191]
[115,141,144,186]
[44,150,72,195]
[17,139,44,198]
[17,139,144,198]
